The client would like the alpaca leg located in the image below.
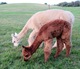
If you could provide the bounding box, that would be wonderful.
[62,43,66,50]
[52,41,57,49]
[39,42,44,48]
[28,30,43,47]
[52,41,66,50]
[61,27,71,57]
[54,37,64,58]
[28,30,38,46]
[44,39,53,62]
[64,38,71,57]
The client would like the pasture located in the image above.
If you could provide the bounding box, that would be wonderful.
[0,3,80,69]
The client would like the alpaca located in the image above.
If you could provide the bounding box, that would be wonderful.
[11,9,74,47]
[22,19,71,62]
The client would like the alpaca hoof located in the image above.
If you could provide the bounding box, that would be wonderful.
[44,60,47,63]
[54,55,58,58]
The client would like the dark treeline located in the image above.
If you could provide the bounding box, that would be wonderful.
[56,1,80,7]
[0,2,7,5]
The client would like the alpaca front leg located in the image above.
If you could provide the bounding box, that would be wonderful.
[28,30,43,47]
[44,39,52,62]
[54,37,64,58]
[61,29,71,57]
[28,30,38,46]
[52,41,57,49]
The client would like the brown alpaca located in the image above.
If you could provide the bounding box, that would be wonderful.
[22,19,71,62]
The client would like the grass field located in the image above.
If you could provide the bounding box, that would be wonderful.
[0,3,80,69]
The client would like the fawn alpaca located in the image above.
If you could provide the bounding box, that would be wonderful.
[22,19,71,62]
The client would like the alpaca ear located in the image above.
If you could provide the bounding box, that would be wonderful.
[15,32,18,36]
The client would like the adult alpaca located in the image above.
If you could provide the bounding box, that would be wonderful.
[11,9,74,47]
[22,19,71,62]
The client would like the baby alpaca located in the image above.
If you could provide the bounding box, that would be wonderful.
[22,19,71,62]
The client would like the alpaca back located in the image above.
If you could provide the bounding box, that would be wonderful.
[26,9,74,31]
[38,19,71,41]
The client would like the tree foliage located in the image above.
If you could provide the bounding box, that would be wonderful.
[57,1,80,7]
[0,2,7,5]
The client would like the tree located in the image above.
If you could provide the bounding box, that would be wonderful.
[0,2,7,5]
[44,3,47,5]
[56,1,80,7]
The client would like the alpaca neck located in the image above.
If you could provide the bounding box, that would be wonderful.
[30,35,43,55]
[17,25,29,39]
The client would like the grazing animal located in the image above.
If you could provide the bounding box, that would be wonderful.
[11,9,74,47]
[22,19,71,62]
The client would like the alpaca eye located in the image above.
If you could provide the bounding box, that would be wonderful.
[14,41,15,43]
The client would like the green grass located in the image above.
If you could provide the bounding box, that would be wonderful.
[0,3,80,69]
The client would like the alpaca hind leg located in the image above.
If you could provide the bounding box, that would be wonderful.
[54,37,64,58]
[62,43,66,50]
[61,27,71,57]
[64,39,71,57]
[52,41,66,50]
[44,39,53,62]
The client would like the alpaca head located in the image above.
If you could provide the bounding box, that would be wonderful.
[11,32,20,47]
[22,46,32,61]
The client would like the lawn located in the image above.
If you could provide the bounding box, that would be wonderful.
[0,3,80,69]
